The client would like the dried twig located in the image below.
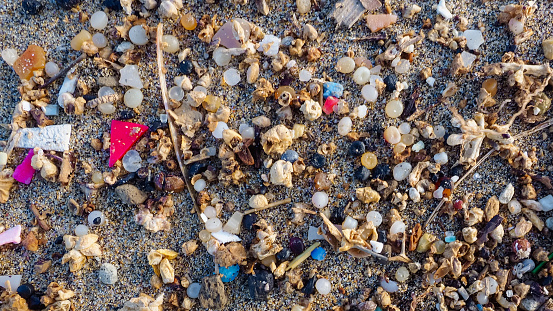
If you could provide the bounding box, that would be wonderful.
[156,23,199,217]
[348,34,387,41]
[86,93,122,108]
[39,53,86,89]
[29,203,51,231]
[244,198,292,215]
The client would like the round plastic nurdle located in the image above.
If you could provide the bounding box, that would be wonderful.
[162,35,180,53]
[179,59,194,75]
[169,86,185,101]
[342,216,358,230]
[281,150,299,163]
[390,221,406,235]
[349,141,365,156]
[289,237,305,255]
[384,126,401,144]
[482,78,498,96]
[92,33,108,48]
[75,224,89,236]
[223,68,241,86]
[199,229,211,242]
[361,152,378,169]
[336,56,355,73]
[315,278,331,295]
[98,86,115,97]
[88,211,105,226]
[203,206,217,219]
[180,13,197,30]
[129,25,149,45]
[337,117,352,136]
[44,62,60,77]
[122,150,142,172]
[395,266,410,282]
[398,122,411,134]
[124,88,143,108]
[385,99,403,118]
[393,162,412,181]
[353,66,371,85]
[312,191,329,208]
[205,218,222,232]
[194,179,206,192]
[187,283,201,298]
[299,69,312,82]
[90,11,108,30]
[366,211,383,227]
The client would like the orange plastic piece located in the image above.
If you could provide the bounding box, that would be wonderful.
[12,45,46,80]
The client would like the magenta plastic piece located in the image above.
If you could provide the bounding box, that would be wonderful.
[0,225,22,246]
[13,149,35,184]
[323,96,339,115]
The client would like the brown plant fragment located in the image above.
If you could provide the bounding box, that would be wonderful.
[409,223,422,252]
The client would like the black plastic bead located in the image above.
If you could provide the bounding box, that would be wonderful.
[353,166,370,181]
[383,74,397,92]
[450,165,464,177]
[311,154,326,169]
[348,141,365,157]
[179,60,194,75]
[16,284,34,299]
[371,164,390,180]
[28,295,45,310]
[242,214,257,230]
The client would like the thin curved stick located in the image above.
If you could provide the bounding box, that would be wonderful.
[156,23,200,218]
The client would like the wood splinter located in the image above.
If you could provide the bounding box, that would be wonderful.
[244,198,292,215]
[29,203,51,231]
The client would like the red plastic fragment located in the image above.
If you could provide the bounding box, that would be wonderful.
[323,96,339,115]
[453,199,464,211]
[13,149,35,184]
[109,120,148,167]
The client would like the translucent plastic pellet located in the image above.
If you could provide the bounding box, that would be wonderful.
[361,152,377,169]
[315,278,331,295]
[194,179,206,191]
[124,88,143,108]
[353,67,371,85]
[75,225,89,236]
[90,11,108,30]
[162,35,179,53]
[169,86,185,101]
[337,117,352,136]
[361,84,378,102]
[129,25,149,45]
[1,48,18,66]
[204,206,217,219]
[395,266,409,282]
[199,229,211,242]
[312,192,329,209]
[385,99,403,118]
[44,61,60,77]
[393,162,412,181]
[299,69,312,82]
[92,33,108,48]
[223,68,241,86]
[366,211,382,226]
[98,86,115,97]
[122,150,142,172]
[384,126,401,144]
[398,122,411,134]
[98,103,116,114]
[205,218,222,232]
[336,56,355,73]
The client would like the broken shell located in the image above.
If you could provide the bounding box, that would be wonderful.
[300,100,322,121]
[499,183,515,204]
[355,187,381,204]
[510,218,532,238]
[462,227,478,244]
[247,62,259,84]
[261,125,293,155]
[148,250,163,265]
[249,194,269,209]
[159,258,175,284]
[157,249,178,259]
[79,243,102,257]
[74,234,99,251]
[465,208,484,226]
[270,160,294,187]
[302,24,318,41]
[182,240,199,256]
[484,196,500,222]
[222,129,243,149]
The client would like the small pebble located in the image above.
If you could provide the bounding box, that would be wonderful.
[281,150,299,163]
[289,237,305,255]
[426,77,436,86]
[90,11,108,30]
[393,162,412,181]
[98,263,118,285]
[383,74,397,92]
[349,141,365,156]
[276,248,291,261]
[311,154,326,168]
[187,282,202,298]
[17,284,34,299]
[372,164,391,180]
[354,166,371,181]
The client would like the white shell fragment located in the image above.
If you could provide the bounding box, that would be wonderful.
[437,0,452,20]
[211,230,242,244]
[463,30,484,50]
[499,183,515,204]
[257,35,281,56]
[16,124,72,152]
[57,69,78,107]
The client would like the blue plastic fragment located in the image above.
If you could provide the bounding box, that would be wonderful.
[322,82,344,99]
[218,264,240,282]
[311,247,327,261]
[375,307,383,311]
[445,236,456,243]
[476,304,483,311]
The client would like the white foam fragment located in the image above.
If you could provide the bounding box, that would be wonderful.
[0,275,22,291]
[257,35,281,56]
[16,124,72,152]
[437,0,452,20]
[119,65,143,89]
[211,230,242,244]
[464,30,485,50]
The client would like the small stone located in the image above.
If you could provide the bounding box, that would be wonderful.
[296,0,310,14]
[426,77,436,86]
[179,59,194,75]
[365,14,398,32]
[115,184,148,205]
[199,275,227,307]
[90,11,108,30]
[56,0,81,9]
[499,183,515,204]
[187,282,201,298]
[383,75,397,92]
[248,269,274,300]
[99,263,118,284]
[393,162,412,181]
[543,37,553,60]
[28,294,46,310]
[129,25,149,45]
[315,278,331,295]
[464,30,484,50]
[289,237,305,255]
[323,82,344,99]
[372,164,391,180]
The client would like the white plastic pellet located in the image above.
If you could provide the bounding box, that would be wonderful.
[124,88,143,108]
[92,33,108,48]
[44,62,60,77]
[90,11,108,30]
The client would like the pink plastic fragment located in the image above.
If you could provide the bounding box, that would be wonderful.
[323,96,339,114]
[211,19,251,49]
[13,149,35,184]
[0,225,22,246]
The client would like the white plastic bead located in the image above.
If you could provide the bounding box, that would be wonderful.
[357,105,368,118]
[204,206,217,219]
[342,216,358,230]
[509,18,524,35]
[353,67,371,85]
[395,266,410,282]
[312,192,329,209]
[213,47,231,66]
[390,221,406,235]
[434,125,446,138]
[88,211,106,226]
[385,99,403,118]
[384,126,401,144]
[44,62,60,77]
[336,56,355,73]
[122,150,142,172]
[98,103,116,114]
[75,225,89,236]
[361,84,378,102]
[169,86,185,101]
[212,122,229,139]
[315,278,331,295]
[366,211,382,227]
[299,69,312,82]
[434,152,448,164]
[239,124,255,140]
[129,25,149,45]
[92,33,108,48]
[398,122,411,134]
[124,88,143,108]
[393,162,412,181]
[194,179,206,191]
[98,86,115,97]
[162,35,180,53]
[90,11,108,30]
[337,117,352,136]
[205,218,223,232]
[223,68,241,86]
